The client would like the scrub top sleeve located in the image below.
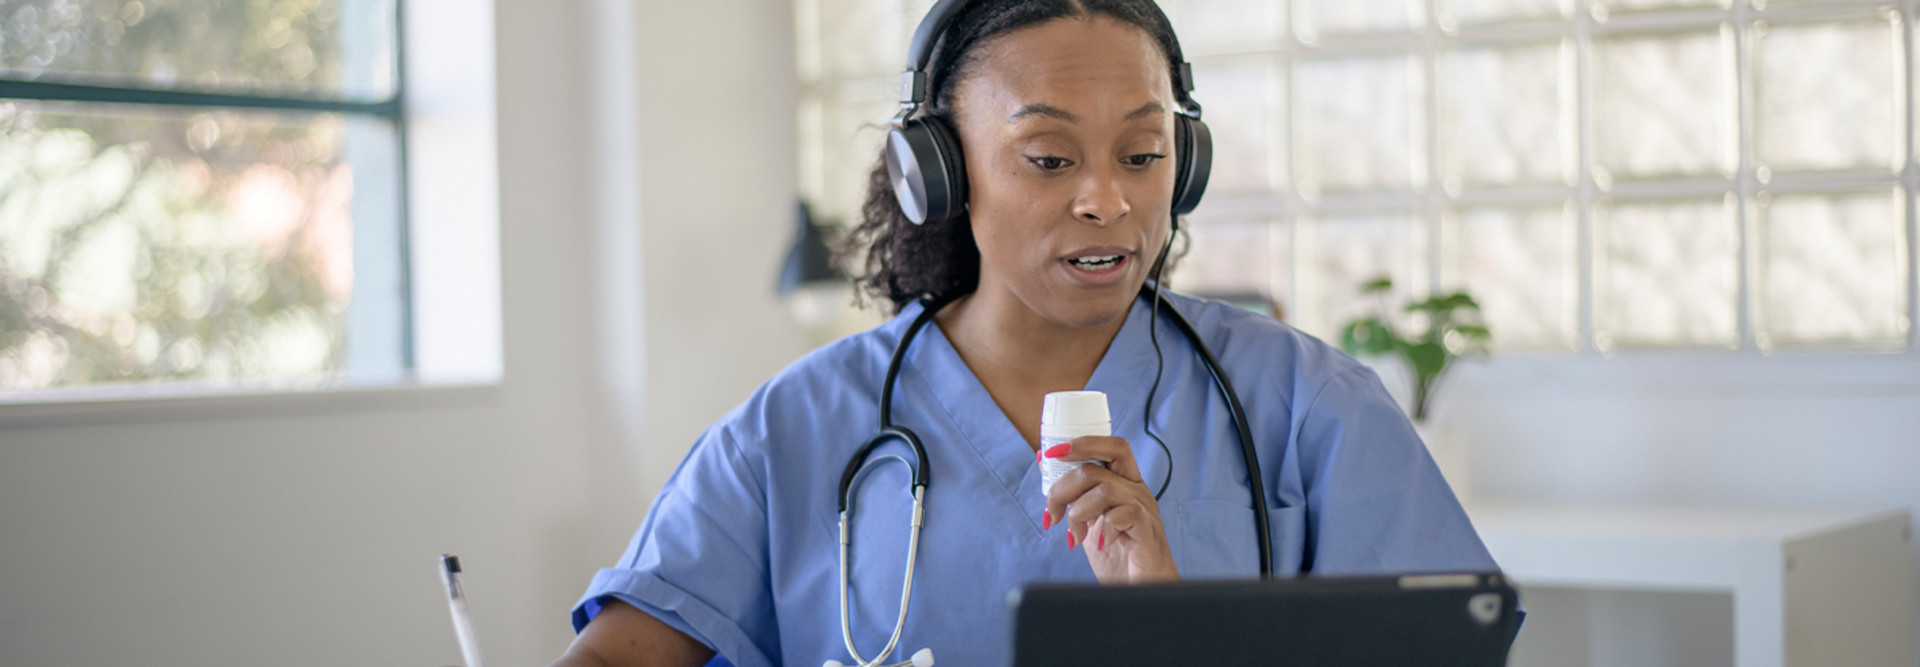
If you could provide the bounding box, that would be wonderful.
[572,426,779,667]
[1294,366,1499,575]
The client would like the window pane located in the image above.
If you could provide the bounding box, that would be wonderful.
[1293,54,1424,195]
[1593,28,1735,182]
[1162,0,1287,56]
[0,0,396,100]
[1190,54,1285,199]
[1752,17,1903,174]
[800,78,895,226]
[813,0,912,81]
[1593,0,1725,16]
[1756,190,1908,346]
[1443,40,1573,188]
[1440,0,1570,28]
[1168,216,1289,310]
[1441,204,1578,349]
[1295,0,1423,40]
[0,100,401,389]
[1593,197,1739,348]
[1295,210,1425,338]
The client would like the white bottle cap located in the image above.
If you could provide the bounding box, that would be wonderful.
[1041,391,1109,430]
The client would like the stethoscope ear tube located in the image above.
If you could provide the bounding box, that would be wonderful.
[1143,284,1274,579]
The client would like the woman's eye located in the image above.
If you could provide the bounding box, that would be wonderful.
[1027,156,1072,170]
[1122,153,1168,167]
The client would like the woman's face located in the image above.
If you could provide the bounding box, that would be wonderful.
[949,15,1177,329]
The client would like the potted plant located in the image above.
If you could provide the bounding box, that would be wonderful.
[1338,276,1490,493]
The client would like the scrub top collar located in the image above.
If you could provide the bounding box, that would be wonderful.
[892,295,1165,516]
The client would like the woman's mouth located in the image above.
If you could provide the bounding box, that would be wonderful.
[1068,255,1124,271]
[1061,252,1132,285]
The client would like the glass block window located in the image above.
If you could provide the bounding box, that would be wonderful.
[1756,189,1908,346]
[1593,196,1741,349]
[797,0,1917,354]
[1442,203,1579,348]
[1,0,408,391]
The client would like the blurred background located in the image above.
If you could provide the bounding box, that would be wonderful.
[0,0,1916,665]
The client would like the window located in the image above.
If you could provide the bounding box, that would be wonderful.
[0,0,408,392]
[796,0,1916,355]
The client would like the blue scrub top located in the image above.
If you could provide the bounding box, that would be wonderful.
[573,291,1502,667]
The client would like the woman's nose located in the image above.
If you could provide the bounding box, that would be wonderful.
[1069,167,1130,226]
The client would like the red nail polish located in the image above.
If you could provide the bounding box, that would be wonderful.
[1068,533,1077,550]
[1042,509,1051,530]
[1098,532,1105,551]
[1042,444,1071,458]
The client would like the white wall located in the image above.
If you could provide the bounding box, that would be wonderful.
[624,1,811,498]
[0,1,805,665]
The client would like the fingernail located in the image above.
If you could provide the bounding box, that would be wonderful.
[1042,509,1051,530]
[1042,444,1071,458]
[1098,532,1105,551]
[1068,533,1077,551]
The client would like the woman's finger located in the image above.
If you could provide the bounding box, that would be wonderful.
[1061,478,1125,539]
[1098,503,1152,540]
[1043,460,1138,529]
[1071,492,1156,546]
[1091,515,1113,552]
[1041,435,1142,483]
[1053,468,1163,550]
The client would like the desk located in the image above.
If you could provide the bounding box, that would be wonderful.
[1467,503,1915,667]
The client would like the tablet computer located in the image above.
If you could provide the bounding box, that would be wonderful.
[1009,572,1521,667]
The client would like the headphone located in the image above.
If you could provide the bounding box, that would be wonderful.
[883,0,1214,229]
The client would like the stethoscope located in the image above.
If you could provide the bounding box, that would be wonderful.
[827,283,1273,667]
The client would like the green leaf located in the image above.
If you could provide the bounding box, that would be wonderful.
[1400,340,1449,384]
[1360,276,1394,294]
[1340,317,1399,357]
[1439,292,1481,311]
[1406,293,1480,315]
[1455,324,1492,341]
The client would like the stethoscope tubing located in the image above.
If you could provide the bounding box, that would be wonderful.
[835,297,952,665]
[837,484,927,667]
[1144,285,1274,579]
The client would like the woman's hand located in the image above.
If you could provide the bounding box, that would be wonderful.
[1041,435,1180,584]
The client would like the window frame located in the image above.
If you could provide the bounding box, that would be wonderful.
[0,0,508,418]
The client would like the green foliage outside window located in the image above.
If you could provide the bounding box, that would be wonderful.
[0,0,395,390]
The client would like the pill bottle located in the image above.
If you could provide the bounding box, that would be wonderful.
[1039,390,1110,497]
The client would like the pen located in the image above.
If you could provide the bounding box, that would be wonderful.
[440,554,485,667]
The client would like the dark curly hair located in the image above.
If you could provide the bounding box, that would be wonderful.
[839,0,1192,313]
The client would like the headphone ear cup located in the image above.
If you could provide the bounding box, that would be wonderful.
[1170,115,1213,218]
[885,115,969,225]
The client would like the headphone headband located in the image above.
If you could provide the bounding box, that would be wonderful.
[896,0,1202,120]
[886,0,1214,224]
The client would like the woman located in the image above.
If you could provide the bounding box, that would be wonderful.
[553,2,1499,666]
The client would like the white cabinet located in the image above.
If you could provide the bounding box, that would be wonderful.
[1468,503,1915,667]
